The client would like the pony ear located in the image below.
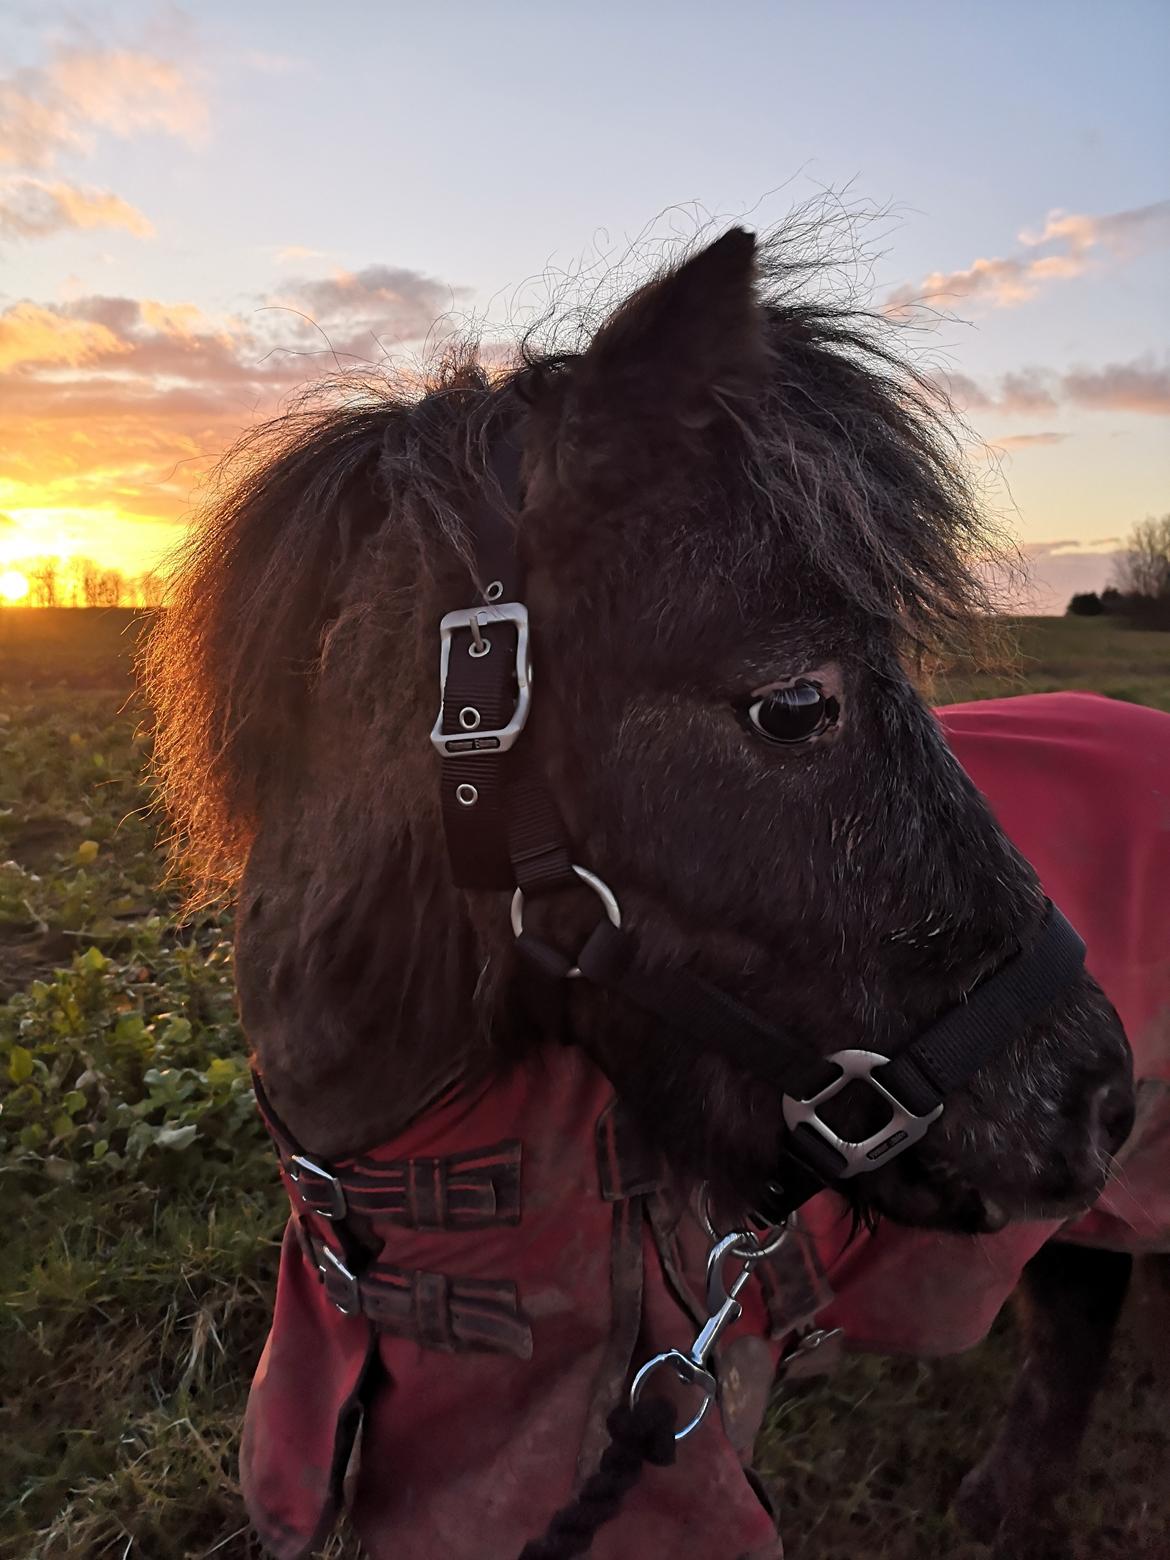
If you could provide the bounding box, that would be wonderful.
[563,227,766,465]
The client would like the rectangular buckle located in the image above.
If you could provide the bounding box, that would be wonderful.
[782,1049,943,1179]
[287,1153,347,1220]
[317,1244,362,1316]
[429,602,531,757]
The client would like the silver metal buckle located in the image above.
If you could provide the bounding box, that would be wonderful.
[510,865,621,979]
[782,1048,943,1178]
[317,1244,361,1316]
[287,1154,347,1220]
[430,602,531,757]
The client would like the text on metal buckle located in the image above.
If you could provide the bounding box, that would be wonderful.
[781,1048,943,1179]
[430,602,531,757]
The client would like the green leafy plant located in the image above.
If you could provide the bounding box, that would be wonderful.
[2,940,265,1184]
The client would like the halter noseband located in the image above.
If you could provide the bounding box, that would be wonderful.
[431,432,1087,1222]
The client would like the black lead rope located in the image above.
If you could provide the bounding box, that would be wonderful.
[430,428,1089,1560]
[516,1399,678,1560]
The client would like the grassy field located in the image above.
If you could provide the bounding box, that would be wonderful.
[0,607,149,689]
[2,610,1167,1560]
[926,613,1170,712]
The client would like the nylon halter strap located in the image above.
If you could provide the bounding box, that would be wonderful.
[431,436,578,897]
[431,432,1089,1219]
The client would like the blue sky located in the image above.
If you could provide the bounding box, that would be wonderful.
[1,0,1167,607]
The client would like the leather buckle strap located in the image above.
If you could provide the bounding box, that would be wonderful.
[304,1230,533,1358]
[432,429,578,895]
[337,1140,522,1230]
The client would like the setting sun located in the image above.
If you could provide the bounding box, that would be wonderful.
[0,570,30,604]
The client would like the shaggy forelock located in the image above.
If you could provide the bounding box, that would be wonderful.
[143,223,1002,897]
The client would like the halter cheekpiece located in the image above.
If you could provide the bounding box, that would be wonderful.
[431,428,1089,1224]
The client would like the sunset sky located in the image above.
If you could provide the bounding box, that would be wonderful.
[1,0,1167,610]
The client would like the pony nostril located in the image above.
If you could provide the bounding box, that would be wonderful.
[1090,1083,1136,1157]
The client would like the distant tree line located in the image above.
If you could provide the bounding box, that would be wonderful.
[1067,515,1170,629]
[18,557,166,609]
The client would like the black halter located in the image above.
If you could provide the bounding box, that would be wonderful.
[431,432,1088,1221]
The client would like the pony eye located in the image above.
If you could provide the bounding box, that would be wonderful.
[745,681,836,745]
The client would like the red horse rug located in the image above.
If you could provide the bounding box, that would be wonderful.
[241,691,1170,1560]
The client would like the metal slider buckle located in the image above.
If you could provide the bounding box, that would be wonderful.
[287,1153,348,1220]
[782,1049,944,1178]
[430,602,531,757]
[317,1244,362,1316]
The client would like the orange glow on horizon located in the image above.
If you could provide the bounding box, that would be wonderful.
[0,504,183,582]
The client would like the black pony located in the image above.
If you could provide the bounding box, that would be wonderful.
[146,227,1135,1556]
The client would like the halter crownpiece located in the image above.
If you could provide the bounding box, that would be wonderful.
[430,427,1088,1219]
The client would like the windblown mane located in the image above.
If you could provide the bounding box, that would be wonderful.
[144,231,1000,900]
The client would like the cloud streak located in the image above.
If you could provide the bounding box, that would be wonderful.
[0,42,207,169]
[885,200,1170,315]
[269,265,473,359]
[0,175,153,240]
[989,432,1069,450]
[0,258,470,547]
[1061,358,1170,416]
[938,355,1170,419]
[0,30,206,249]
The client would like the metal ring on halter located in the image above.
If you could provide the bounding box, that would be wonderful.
[697,1182,792,1259]
[510,865,621,980]
[629,1350,716,1442]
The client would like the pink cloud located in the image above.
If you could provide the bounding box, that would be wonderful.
[998,371,1059,415]
[0,41,206,170]
[934,368,1058,417]
[885,254,1047,315]
[0,259,466,533]
[0,176,153,241]
[936,357,1170,420]
[1020,201,1170,259]
[264,264,474,360]
[1062,357,1170,416]
[0,302,130,371]
[885,200,1170,316]
[988,432,1069,450]
[275,245,328,264]
[277,264,470,346]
